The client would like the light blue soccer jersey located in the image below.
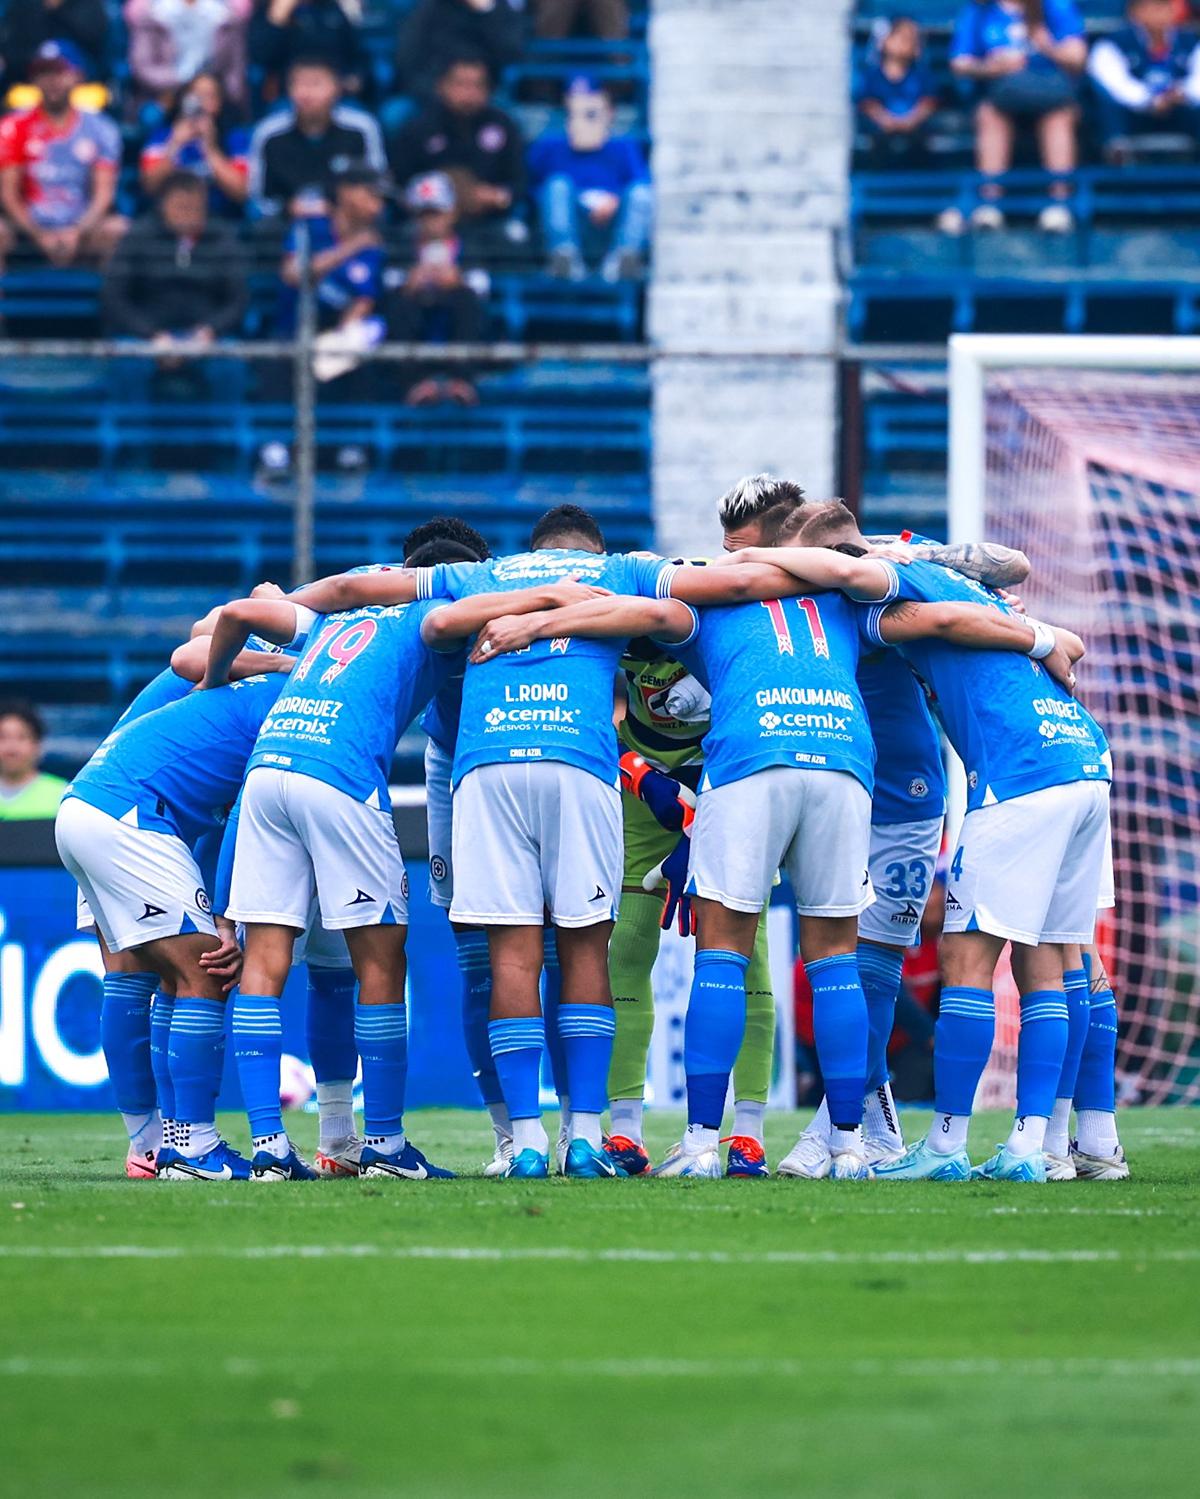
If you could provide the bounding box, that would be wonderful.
[114,667,192,729]
[247,599,458,805]
[678,591,877,793]
[415,549,677,786]
[419,675,463,756]
[858,648,946,825]
[66,675,284,845]
[864,559,1111,810]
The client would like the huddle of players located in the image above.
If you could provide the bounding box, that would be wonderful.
[54,477,1128,1184]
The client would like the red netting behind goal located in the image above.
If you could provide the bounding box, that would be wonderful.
[976,368,1200,1106]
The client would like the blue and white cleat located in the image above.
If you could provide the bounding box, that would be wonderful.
[564,1139,627,1178]
[157,1141,252,1181]
[724,1136,770,1178]
[251,1144,319,1182]
[873,1139,972,1182]
[153,1146,182,1178]
[503,1148,549,1179]
[971,1145,1047,1183]
[648,1141,722,1179]
[360,1141,455,1180]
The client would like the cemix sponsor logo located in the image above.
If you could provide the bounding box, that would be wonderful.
[485,682,577,728]
[758,710,850,732]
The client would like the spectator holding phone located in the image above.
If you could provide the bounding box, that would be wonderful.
[945,0,1086,234]
[1089,0,1200,161]
[856,15,940,167]
[527,75,650,280]
[140,70,250,214]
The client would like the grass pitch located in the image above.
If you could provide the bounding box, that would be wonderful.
[1,1107,1197,1499]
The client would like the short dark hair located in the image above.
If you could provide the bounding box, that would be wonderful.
[439,52,491,82]
[530,504,606,553]
[402,516,490,562]
[757,498,807,546]
[405,538,485,568]
[159,170,206,201]
[717,475,806,528]
[786,498,866,553]
[0,700,46,740]
[289,55,339,81]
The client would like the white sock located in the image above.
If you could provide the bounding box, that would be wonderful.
[177,1121,218,1159]
[252,1132,291,1160]
[512,1116,549,1155]
[683,1123,718,1154]
[803,1097,831,1142]
[610,1097,643,1142]
[1045,1098,1073,1157]
[732,1099,766,1143]
[927,1113,970,1155]
[863,1083,904,1149]
[315,1081,355,1151]
[122,1109,162,1155]
[487,1101,513,1148]
[557,1095,571,1140]
[1076,1109,1120,1157]
[830,1125,863,1156]
[571,1111,603,1149]
[366,1131,406,1156]
[1005,1114,1047,1156]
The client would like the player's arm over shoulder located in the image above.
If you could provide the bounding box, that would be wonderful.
[872,600,1084,688]
[198,597,318,689]
[288,565,423,613]
[695,547,897,603]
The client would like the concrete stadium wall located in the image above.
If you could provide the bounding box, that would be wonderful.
[648,0,851,553]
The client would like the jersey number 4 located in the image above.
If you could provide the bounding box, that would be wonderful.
[292,618,378,686]
[760,598,829,659]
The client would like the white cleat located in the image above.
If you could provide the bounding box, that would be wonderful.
[1044,1149,1077,1182]
[829,1147,874,1182]
[555,1124,571,1176]
[312,1135,365,1178]
[862,1135,906,1171]
[777,1132,832,1180]
[1070,1142,1130,1181]
[482,1139,514,1178]
[648,1141,722,1179]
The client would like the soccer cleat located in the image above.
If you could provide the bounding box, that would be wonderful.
[862,1136,906,1171]
[971,1145,1047,1183]
[873,1139,972,1182]
[157,1141,252,1182]
[777,1132,832,1180]
[251,1144,319,1182]
[482,1139,514,1178]
[125,1145,158,1180]
[1070,1142,1130,1181]
[829,1148,874,1181]
[603,1134,650,1176]
[360,1141,455,1180]
[153,1146,181,1177]
[648,1141,722,1179]
[555,1124,570,1176]
[1044,1149,1077,1182]
[503,1148,549,1179]
[723,1135,769,1178]
[564,1139,627,1179]
[313,1136,365,1178]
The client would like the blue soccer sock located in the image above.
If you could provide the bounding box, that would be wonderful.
[557,1003,616,1147]
[231,992,284,1143]
[541,928,569,1105]
[684,948,749,1134]
[168,996,227,1157]
[1075,971,1118,1116]
[149,990,176,1142]
[355,1002,408,1147]
[306,967,357,1083]
[807,952,869,1129]
[490,1015,546,1155]
[100,972,158,1141]
[857,941,905,1092]
[932,986,995,1132]
[456,929,504,1109]
[1013,989,1069,1150]
[1056,968,1090,1102]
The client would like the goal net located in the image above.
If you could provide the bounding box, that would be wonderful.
[949,336,1200,1107]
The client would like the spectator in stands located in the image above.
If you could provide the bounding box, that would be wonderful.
[1089,0,1200,161]
[103,170,248,365]
[385,170,487,406]
[397,0,524,103]
[124,0,251,112]
[250,0,368,103]
[0,41,126,273]
[140,70,250,215]
[247,56,385,219]
[0,702,66,821]
[277,162,384,332]
[0,0,109,89]
[528,75,650,279]
[855,15,940,167]
[533,0,628,44]
[389,54,525,243]
[944,0,1087,234]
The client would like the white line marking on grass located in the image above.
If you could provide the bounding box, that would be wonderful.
[2,1245,1199,1265]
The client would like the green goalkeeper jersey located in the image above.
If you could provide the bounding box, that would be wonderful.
[618,636,709,775]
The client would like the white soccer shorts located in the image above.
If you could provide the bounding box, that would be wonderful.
[293,910,352,969]
[228,766,409,932]
[1096,815,1115,913]
[450,761,622,928]
[944,779,1111,946]
[858,815,945,948]
[686,766,874,918]
[424,739,454,911]
[55,796,217,954]
[75,886,96,933]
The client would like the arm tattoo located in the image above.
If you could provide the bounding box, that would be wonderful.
[909,541,1030,587]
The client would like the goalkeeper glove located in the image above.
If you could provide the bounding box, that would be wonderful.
[643,832,695,937]
[619,751,696,834]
